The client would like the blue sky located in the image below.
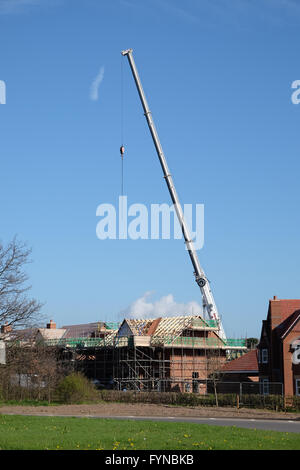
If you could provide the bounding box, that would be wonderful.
[0,0,300,338]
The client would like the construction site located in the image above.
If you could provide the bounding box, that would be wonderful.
[0,50,248,394]
[40,315,247,393]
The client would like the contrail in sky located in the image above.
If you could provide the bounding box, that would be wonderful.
[90,66,105,101]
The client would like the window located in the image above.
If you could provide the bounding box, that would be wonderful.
[260,379,269,396]
[296,379,300,397]
[261,349,268,364]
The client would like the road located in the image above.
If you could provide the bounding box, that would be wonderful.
[85,415,300,433]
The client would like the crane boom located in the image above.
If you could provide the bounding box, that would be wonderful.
[121,48,226,341]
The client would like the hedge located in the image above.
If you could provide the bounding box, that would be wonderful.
[97,390,287,410]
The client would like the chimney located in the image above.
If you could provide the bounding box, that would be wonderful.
[1,322,12,334]
[47,320,56,329]
[273,296,278,300]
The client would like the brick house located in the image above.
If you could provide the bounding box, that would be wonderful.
[114,315,236,392]
[221,349,259,383]
[258,296,300,396]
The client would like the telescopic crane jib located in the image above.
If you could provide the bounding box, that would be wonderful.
[121,48,226,341]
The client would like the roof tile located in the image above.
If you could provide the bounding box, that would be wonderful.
[222,350,258,372]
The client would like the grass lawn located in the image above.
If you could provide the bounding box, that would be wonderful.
[0,415,299,450]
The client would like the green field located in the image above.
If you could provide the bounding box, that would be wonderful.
[0,415,299,450]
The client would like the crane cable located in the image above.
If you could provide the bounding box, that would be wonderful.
[120,57,125,197]
[120,145,124,196]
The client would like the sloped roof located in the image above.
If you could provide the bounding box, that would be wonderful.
[103,330,118,345]
[259,298,300,347]
[37,328,66,340]
[259,319,270,346]
[120,315,221,340]
[61,322,105,338]
[0,320,120,346]
[267,298,300,327]
[221,350,258,373]
[153,315,197,337]
[121,319,156,336]
[0,327,39,342]
[275,309,300,340]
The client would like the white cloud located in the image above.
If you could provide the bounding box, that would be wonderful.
[90,66,105,102]
[122,291,203,319]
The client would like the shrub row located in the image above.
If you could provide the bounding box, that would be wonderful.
[240,394,284,411]
[286,396,300,412]
[2,373,300,411]
[98,390,287,410]
[0,372,99,404]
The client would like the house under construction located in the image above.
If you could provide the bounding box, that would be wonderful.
[40,315,246,393]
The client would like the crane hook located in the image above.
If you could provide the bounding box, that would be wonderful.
[120,145,125,156]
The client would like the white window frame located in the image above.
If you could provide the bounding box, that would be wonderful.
[261,379,269,396]
[296,379,300,397]
[261,349,268,364]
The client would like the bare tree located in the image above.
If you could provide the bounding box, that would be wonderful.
[0,237,43,330]
[207,350,226,407]
[0,344,69,403]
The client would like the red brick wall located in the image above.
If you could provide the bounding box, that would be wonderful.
[269,299,300,330]
[169,348,227,393]
[283,328,300,396]
[260,299,300,394]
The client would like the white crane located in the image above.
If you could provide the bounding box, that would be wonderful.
[122,49,226,341]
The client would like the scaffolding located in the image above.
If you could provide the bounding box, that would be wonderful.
[43,315,247,393]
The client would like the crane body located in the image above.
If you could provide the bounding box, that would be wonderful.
[121,48,226,341]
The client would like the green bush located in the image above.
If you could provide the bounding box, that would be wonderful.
[217,394,237,407]
[55,372,99,404]
[98,390,238,408]
[290,396,300,411]
[241,394,284,410]
[97,390,290,410]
